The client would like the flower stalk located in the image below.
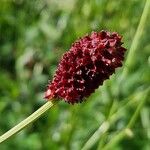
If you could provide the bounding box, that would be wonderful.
[0,100,56,143]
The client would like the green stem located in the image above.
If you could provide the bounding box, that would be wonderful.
[0,100,56,143]
[81,99,129,150]
[81,88,148,150]
[81,84,114,150]
[121,0,150,79]
[102,88,149,150]
[81,121,110,150]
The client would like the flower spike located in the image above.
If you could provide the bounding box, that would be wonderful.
[45,30,126,104]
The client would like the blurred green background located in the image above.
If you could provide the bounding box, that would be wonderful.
[0,0,150,150]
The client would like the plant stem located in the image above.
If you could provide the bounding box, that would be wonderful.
[81,99,128,150]
[81,88,148,150]
[81,84,114,150]
[81,121,110,150]
[102,88,149,150]
[121,0,150,79]
[0,100,56,143]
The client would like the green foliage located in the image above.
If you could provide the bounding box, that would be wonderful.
[0,0,149,149]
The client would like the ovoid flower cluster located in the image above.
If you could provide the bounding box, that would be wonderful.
[45,30,126,104]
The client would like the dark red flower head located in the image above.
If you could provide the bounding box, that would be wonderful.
[45,30,126,104]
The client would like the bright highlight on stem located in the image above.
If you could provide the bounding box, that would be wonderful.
[0,101,55,143]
